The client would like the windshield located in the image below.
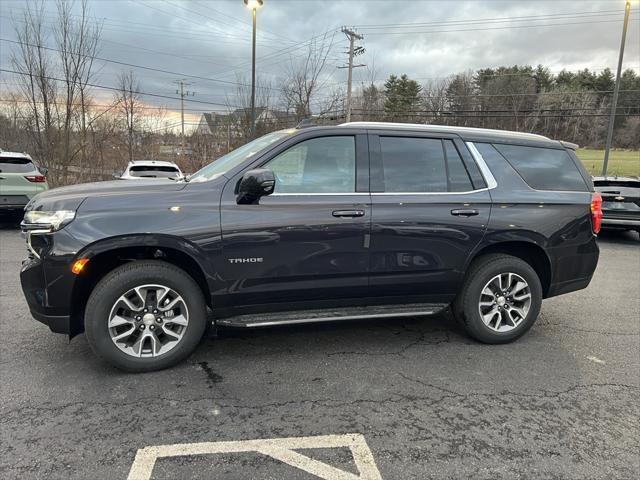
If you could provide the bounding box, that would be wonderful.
[189,130,292,183]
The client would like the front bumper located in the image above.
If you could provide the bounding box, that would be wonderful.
[30,310,71,334]
[20,229,81,336]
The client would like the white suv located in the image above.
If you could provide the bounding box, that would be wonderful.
[0,151,49,211]
[117,160,184,180]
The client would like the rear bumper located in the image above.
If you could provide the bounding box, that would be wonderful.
[0,194,29,209]
[547,275,594,298]
[601,217,640,228]
[546,235,599,299]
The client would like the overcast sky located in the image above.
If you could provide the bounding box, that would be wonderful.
[1,0,638,127]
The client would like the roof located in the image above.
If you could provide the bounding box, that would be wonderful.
[0,151,33,160]
[337,122,562,147]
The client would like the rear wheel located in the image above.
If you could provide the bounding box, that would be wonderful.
[453,254,542,343]
[85,261,207,372]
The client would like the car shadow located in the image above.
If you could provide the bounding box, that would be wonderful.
[0,211,23,229]
[597,229,639,246]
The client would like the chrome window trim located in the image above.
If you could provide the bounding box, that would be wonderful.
[465,142,498,190]
[372,189,488,196]
[269,192,369,196]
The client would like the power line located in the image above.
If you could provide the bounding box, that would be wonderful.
[0,68,239,109]
[0,38,288,94]
[362,18,634,36]
[161,0,298,46]
[355,8,639,29]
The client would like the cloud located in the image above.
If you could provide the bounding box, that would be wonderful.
[1,0,638,126]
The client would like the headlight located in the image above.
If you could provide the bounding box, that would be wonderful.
[22,210,76,231]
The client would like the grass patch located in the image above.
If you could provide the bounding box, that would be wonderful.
[576,149,639,177]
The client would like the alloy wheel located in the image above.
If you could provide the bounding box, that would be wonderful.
[108,284,189,358]
[478,272,532,332]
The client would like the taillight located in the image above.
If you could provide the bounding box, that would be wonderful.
[24,175,46,183]
[590,192,603,234]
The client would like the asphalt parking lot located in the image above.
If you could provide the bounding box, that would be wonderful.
[0,219,638,480]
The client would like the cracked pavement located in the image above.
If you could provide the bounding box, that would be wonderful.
[0,222,638,479]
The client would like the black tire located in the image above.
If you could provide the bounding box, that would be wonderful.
[85,260,207,372]
[453,254,542,344]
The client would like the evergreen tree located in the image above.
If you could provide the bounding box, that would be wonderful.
[384,74,422,121]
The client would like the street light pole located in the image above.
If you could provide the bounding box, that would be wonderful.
[602,1,631,177]
[244,0,263,139]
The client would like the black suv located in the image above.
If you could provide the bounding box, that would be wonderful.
[20,122,601,371]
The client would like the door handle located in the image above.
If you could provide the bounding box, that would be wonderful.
[332,209,365,218]
[0,176,6,180]
[451,208,479,217]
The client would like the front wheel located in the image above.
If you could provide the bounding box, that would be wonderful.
[453,254,542,344]
[85,261,207,372]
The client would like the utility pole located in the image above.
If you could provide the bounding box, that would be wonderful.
[251,6,257,138]
[174,79,194,155]
[602,1,631,177]
[339,27,365,123]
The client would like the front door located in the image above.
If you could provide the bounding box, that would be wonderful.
[368,132,491,301]
[219,133,371,310]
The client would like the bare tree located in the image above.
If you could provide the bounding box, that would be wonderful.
[422,77,451,124]
[10,0,60,182]
[280,32,336,121]
[226,73,273,142]
[114,70,142,162]
[10,0,101,185]
[55,0,101,182]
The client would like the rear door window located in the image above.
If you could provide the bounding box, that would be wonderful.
[0,157,36,173]
[443,140,474,192]
[493,144,588,191]
[378,137,475,193]
[379,137,447,192]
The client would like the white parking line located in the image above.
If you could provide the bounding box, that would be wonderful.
[127,433,383,480]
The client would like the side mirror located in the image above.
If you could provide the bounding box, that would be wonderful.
[112,171,123,179]
[38,166,49,176]
[237,168,275,204]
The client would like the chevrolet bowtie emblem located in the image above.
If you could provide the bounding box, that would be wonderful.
[615,196,625,201]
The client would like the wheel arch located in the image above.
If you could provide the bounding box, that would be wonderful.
[69,234,214,337]
[466,239,553,298]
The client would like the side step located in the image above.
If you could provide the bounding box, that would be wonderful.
[216,303,449,328]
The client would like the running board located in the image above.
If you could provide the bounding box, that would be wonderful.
[216,303,449,328]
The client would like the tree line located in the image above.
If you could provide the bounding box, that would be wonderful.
[352,66,639,149]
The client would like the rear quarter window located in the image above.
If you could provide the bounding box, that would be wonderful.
[0,157,36,173]
[493,144,588,192]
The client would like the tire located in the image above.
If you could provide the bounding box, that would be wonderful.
[85,260,207,372]
[453,254,542,344]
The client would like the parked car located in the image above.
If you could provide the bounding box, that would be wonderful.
[593,176,640,237]
[0,151,48,212]
[20,122,601,371]
[117,160,183,180]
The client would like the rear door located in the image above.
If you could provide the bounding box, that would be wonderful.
[219,131,371,309]
[0,157,37,207]
[368,131,491,301]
